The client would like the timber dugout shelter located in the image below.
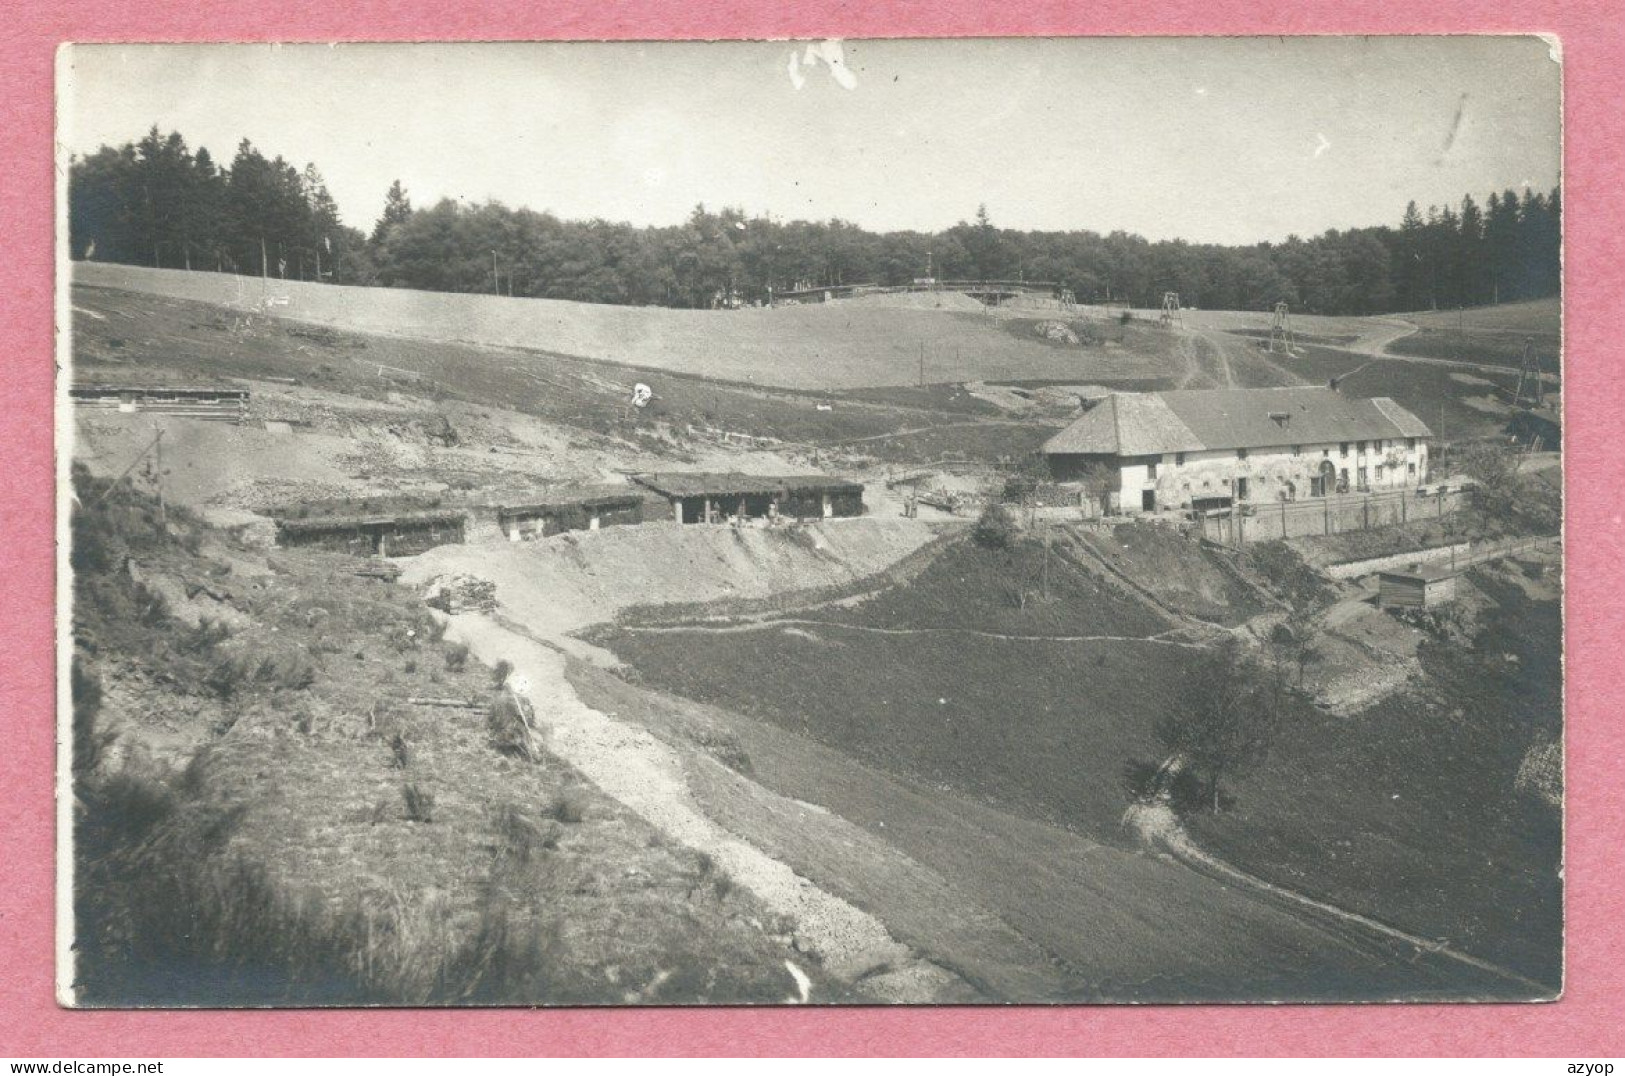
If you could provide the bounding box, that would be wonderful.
[274,509,466,557]
[489,486,646,541]
[632,472,865,524]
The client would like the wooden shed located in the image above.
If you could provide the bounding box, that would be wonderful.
[71,383,250,423]
[632,472,865,525]
[275,510,466,557]
[1377,565,1459,609]
[496,486,646,541]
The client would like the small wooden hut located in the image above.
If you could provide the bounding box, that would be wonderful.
[1377,565,1459,609]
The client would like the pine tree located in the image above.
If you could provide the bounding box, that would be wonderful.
[372,180,414,245]
[1457,194,1487,307]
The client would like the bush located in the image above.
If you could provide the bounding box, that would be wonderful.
[402,783,436,823]
[487,690,537,760]
[972,504,1017,550]
[491,660,514,688]
[548,791,588,825]
[444,643,470,672]
[205,649,316,699]
[1243,541,1335,608]
[1122,757,1212,816]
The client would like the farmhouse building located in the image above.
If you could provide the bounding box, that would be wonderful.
[1042,386,1432,514]
[633,472,865,524]
[275,510,466,557]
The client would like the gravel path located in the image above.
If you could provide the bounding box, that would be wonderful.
[618,618,1212,649]
[441,612,964,999]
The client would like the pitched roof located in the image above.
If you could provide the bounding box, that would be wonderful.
[1041,393,1203,455]
[1043,387,1431,457]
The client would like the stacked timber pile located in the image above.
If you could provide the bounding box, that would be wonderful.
[425,574,497,614]
[353,560,403,582]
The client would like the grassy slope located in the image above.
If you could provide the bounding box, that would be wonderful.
[567,658,1520,1001]
[597,538,1194,837]
[77,262,1181,390]
[73,283,1055,463]
[70,472,812,1006]
[596,527,1562,993]
[1072,523,1272,626]
[602,633,1192,842]
[1189,561,1563,985]
[1403,298,1560,334]
[76,282,1059,464]
[799,536,1170,637]
[1389,299,1561,368]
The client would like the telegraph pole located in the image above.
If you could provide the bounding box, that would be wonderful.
[154,426,166,525]
[1041,517,1053,601]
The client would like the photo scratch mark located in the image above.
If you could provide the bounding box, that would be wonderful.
[788,40,858,91]
[1436,92,1469,162]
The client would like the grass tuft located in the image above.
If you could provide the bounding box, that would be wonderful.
[402,783,436,823]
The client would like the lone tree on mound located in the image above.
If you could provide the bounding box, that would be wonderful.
[1155,639,1286,813]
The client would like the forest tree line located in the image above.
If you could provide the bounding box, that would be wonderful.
[69,126,1561,315]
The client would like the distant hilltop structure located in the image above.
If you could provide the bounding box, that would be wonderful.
[772,280,1062,305]
[1042,385,1433,515]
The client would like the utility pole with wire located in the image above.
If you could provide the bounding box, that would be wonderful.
[89,429,166,510]
[1041,516,1052,601]
[153,425,166,525]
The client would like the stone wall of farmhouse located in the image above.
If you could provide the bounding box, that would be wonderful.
[1116,437,1428,512]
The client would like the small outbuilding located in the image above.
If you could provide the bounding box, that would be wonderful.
[71,383,250,423]
[1377,566,1459,610]
[495,486,646,541]
[275,510,466,557]
[632,472,864,525]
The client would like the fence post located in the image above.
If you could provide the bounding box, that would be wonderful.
[1324,496,1330,535]
[1281,501,1288,538]
[1363,497,1370,530]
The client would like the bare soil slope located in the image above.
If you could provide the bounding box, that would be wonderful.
[402,519,945,644]
[77,263,1179,390]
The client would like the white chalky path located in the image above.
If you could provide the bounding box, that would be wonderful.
[443,612,940,992]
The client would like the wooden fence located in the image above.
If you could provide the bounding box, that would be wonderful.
[1324,533,1559,581]
[1198,487,1472,547]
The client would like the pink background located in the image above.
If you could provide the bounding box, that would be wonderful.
[3,1,1621,1058]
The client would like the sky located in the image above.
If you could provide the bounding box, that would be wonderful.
[60,37,1562,246]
